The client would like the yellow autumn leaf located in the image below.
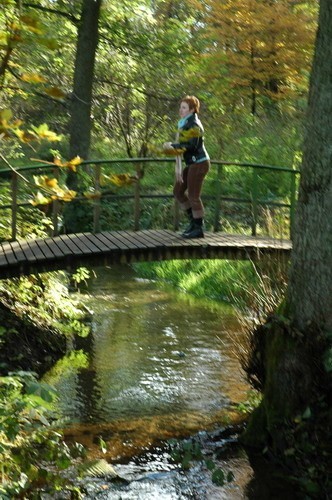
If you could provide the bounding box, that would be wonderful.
[68,156,83,167]
[31,124,62,142]
[38,37,59,50]
[0,109,13,122]
[30,191,52,206]
[45,177,58,188]
[84,190,102,200]
[100,172,136,187]
[163,147,186,156]
[57,190,77,202]
[108,173,135,187]
[65,156,83,171]
[21,73,47,83]
[20,14,40,28]
[33,175,50,188]
[44,87,66,99]
[33,173,77,202]
[15,129,38,143]
[53,155,83,171]
[147,143,185,157]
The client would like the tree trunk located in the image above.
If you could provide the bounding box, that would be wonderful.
[241,3,332,487]
[69,0,101,168]
[287,1,332,334]
[64,0,101,232]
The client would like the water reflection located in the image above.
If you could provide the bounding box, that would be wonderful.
[44,265,249,457]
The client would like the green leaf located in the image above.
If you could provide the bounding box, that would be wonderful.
[205,459,215,471]
[99,437,107,454]
[302,407,311,419]
[212,468,225,486]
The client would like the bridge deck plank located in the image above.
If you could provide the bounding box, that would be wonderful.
[70,233,104,254]
[18,240,38,262]
[25,240,48,261]
[112,231,148,250]
[59,234,90,255]
[101,231,134,251]
[34,239,60,260]
[3,242,19,265]
[0,247,9,267]
[91,232,124,251]
[82,233,113,253]
[41,238,69,258]
[50,236,78,257]
[120,231,153,248]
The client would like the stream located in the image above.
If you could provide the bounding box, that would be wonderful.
[42,265,296,499]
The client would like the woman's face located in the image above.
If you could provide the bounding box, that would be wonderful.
[179,101,193,118]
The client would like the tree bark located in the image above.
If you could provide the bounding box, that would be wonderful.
[64,0,101,232]
[241,3,332,480]
[287,0,332,334]
[69,0,102,164]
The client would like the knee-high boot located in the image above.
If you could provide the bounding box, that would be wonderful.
[182,217,204,239]
[182,208,195,236]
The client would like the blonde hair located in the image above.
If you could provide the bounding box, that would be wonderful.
[180,95,200,114]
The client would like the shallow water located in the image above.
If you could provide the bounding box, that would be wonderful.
[44,264,249,460]
[42,265,305,499]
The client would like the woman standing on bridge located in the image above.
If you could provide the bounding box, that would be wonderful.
[163,95,210,239]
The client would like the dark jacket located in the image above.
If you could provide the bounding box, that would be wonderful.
[171,113,209,166]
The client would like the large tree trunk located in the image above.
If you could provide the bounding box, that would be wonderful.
[241,2,332,488]
[68,0,101,181]
[64,0,101,232]
[287,1,332,334]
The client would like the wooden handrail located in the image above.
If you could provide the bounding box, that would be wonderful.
[0,158,300,241]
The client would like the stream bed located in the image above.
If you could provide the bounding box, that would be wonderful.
[42,265,296,499]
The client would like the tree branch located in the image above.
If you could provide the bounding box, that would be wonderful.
[21,2,78,24]
[96,79,178,102]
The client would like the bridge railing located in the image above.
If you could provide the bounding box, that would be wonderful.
[0,158,300,241]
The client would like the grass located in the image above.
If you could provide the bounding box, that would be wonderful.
[133,259,263,305]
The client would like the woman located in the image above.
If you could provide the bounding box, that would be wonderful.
[163,95,210,238]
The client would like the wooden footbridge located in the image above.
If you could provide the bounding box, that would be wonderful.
[0,157,298,279]
[0,230,291,279]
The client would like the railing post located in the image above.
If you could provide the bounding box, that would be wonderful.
[133,163,142,231]
[213,163,223,232]
[289,168,297,240]
[11,171,18,241]
[251,168,258,236]
[93,164,101,233]
[52,168,60,236]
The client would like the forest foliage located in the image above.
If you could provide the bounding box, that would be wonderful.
[0,0,317,237]
[0,0,317,163]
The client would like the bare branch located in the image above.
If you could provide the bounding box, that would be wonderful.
[21,2,78,24]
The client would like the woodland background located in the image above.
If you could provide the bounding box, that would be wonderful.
[0,0,318,169]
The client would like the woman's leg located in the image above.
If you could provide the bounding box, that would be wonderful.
[187,160,210,219]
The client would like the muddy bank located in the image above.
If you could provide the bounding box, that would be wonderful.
[0,295,67,376]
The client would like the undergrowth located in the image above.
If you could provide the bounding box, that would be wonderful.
[133,259,262,305]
